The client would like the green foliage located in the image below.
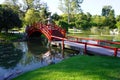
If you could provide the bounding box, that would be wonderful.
[40,7,51,23]
[0,5,22,33]
[116,22,120,31]
[90,27,99,34]
[57,20,69,31]
[58,0,83,23]
[52,13,61,21]
[101,6,116,29]
[74,13,91,30]
[0,33,23,42]
[58,0,83,14]
[24,9,40,25]
[91,15,106,27]
[102,5,112,17]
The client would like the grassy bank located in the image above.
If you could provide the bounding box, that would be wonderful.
[0,33,23,42]
[13,55,120,80]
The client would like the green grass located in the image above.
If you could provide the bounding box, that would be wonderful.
[0,33,23,42]
[13,55,120,80]
[110,41,120,48]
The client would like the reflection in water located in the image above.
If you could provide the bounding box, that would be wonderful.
[0,43,23,80]
[0,44,23,69]
[0,39,79,80]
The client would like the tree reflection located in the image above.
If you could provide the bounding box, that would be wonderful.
[27,38,48,55]
[0,43,23,69]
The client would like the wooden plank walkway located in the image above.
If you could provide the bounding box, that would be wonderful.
[51,41,120,57]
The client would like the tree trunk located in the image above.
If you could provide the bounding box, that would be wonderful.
[0,28,2,33]
[5,28,8,33]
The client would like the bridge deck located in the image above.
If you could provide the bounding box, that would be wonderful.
[51,41,120,57]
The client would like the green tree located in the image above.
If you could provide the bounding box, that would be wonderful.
[74,13,91,30]
[39,6,51,24]
[102,5,112,17]
[52,13,61,21]
[101,5,116,29]
[92,15,107,28]
[116,22,120,31]
[22,0,44,11]
[58,0,83,23]
[116,15,120,22]
[57,20,69,31]
[116,15,120,31]
[86,12,92,22]
[24,9,40,25]
[0,5,22,33]
[108,10,116,28]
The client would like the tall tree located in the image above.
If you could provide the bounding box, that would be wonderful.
[116,15,120,31]
[39,5,51,24]
[102,5,112,17]
[0,5,22,33]
[108,9,116,28]
[91,15,106,27]
[24,9,40,25]
[52,13,61,21]
[21,0,44,11]
[58,0,83,23]
[101,5,116,29]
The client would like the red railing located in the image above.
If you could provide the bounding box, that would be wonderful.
[67,36,120,46]
[52,36,120,57]
[27,22,66,40]
[46,24,66,37]
[26,22,120,57]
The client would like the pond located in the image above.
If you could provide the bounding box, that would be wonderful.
[68,32,120,41]
[0,39,79,80]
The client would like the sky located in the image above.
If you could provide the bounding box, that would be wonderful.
[1,0,120,16]
[42,0,120,16]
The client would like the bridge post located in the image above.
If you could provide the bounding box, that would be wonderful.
[62,38,64,50]
[97,40,100,45]
[114,48,118,57]
[76,38,78,42]
[84,43,87,54]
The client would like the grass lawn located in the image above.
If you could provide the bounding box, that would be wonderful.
[0,33,23,42]
[13,55,120,80]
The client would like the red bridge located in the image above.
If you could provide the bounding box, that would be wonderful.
[26,22,120,57]
[26,22,66,41]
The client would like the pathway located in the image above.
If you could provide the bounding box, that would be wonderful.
[51,41,120,57]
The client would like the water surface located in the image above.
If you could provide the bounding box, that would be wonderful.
[0,39,79,80]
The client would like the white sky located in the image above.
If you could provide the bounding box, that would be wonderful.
[1,0,120,16]
[43,0,120,16]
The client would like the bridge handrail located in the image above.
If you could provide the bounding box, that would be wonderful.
[67,36,120,45]
[52,35,120,57]
[54,24,66,37]
[52,36,120,50]
[46,24,66,37]
[36,23,52,40]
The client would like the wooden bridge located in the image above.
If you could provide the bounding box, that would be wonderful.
[26,22,66,40]
[26,23,120,57]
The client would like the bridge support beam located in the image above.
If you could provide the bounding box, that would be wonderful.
[114,48,118,57]
[62,39,64,50]
[84,43,87,54]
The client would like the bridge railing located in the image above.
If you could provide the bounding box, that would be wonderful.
[26,25,36,37]
[52,35,120,57]
[67,36,120,48]
[47,24,66,37]
[54,24,66,37]
[39,23,52,40]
